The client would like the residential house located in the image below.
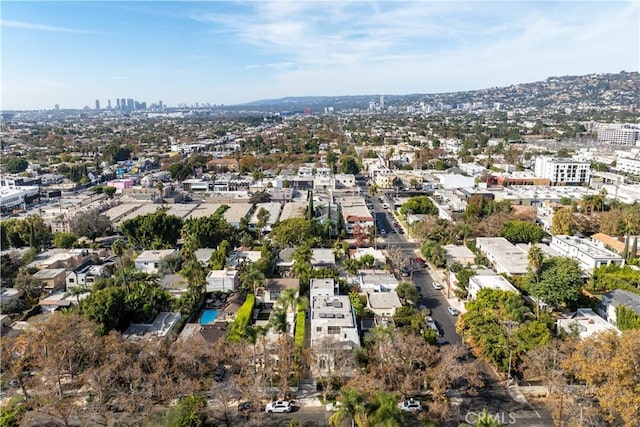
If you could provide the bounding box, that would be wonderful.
[443,244,476,266]
[33,268,67,294]
[0,288,24,306]
[195,248,215,267]
[468,274,520,300]
[256,278,299,306]
[159,274,190,298]
[310,278,360,375]
[357,269,399,292]
[338,196,374,236]
[351,248,386,268]
[557,308,620,339]
[601,289,640,328]
[205,269,240,293]
[475,237,529,276]
[123,312,182,342]
[134,249,178,274]
[226,250,262,269]
[367,291,402,317]
[40,290,90,313]
[66,262,109,290]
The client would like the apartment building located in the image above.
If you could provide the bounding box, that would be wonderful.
[616,151,640,175]
[550,235,624,272]
[534,156,591,185]
[596,123,640,146]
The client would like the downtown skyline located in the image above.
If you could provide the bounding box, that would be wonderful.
[2,0,639,111]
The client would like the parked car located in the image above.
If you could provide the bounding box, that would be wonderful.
[401,267,411,277]
[447,306,460,316]
[398,398,423,412]
[265,400,292,413]
[432,281,443,290]
[325,401,343,412]
[415,257,426,268]
[425,316,438,331]
[237,401,254,412]
[214,365,226,382]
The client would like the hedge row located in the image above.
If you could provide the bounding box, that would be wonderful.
[295,309,305,348]
[228,294,255,341]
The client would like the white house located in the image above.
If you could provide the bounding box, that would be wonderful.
[205,269,240,293]
[468,274,520,300]
[256,278,299,306]
[367,291,402,317]
[66,262,109,290]
[475,237,529,276]
[357,269,399,292]
[134,249,178,274]
[557,308,620,339]
[550,235,624,272]
[310,278,360,375]
[351,248,386,268]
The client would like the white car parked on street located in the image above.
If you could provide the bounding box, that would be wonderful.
[265,400,292,413]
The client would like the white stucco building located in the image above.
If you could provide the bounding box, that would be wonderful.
[534,157,591,185]
[550,235,624,272]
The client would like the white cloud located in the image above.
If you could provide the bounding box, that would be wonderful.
[1,20,102,34]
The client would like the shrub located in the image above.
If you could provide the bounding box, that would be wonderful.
[295,309,305,348]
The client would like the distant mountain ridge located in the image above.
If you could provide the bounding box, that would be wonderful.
[240,71,639,112]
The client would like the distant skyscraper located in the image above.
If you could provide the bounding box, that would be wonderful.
[107,99,112,109]
[158,100,163,109]
[126,98,134,111]
[54,104,60,111]
[95,99,100,110]
[116,99,120,109]
[380,95,384,109]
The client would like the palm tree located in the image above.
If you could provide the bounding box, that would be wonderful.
[240,267,265,295]
[527,245,544,318]
[68,285,87,315]
[277,287,308,314]
[368,391,403,427]
[329,387,368,427]
[243,325,266,373]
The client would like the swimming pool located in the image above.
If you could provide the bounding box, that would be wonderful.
[199,309,219,324]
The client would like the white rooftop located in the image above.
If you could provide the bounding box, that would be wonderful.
[556,308,620,339]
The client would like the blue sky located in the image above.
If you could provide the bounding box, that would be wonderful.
[2,1,638,110]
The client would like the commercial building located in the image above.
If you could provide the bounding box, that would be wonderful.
[534,157,591,185]
[595,123,640,146]
[550,235,624,272]
[615,151,640,175]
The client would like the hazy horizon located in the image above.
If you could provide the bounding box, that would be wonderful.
[2,1,639,110]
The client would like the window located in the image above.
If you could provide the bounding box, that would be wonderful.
[316,327,322,332]
[328,326,340,334]
[68,278,74,283]
[270,290,281,300]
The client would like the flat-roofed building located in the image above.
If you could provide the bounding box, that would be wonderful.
[367,291,402,317]
[557,308,620,339]
[338,196,374,236]
[310,278,360,375]
[357,269,399,292]
[475,237,529,276]
[124,312,181,342]
[33,268,68,294]
[257,278,299,306]
[534,156,590,185]
[468,274,520,300]
[444,244,476,266]
[351,248,386,268]
[550,235,624,272]
[134,249,178,274]
[205,269,240,293]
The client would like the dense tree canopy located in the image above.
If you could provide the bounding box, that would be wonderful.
[4,157,28,173]
[120,209,183,249]
[522,256,583,309]
[0,216,52,249]
[181,213,237,251]
[500,220,545,244]
[399,196,438,216]
[339,156,360,175]
[70,209,112,241]
[168,162,193,181]
[271,218,320,247]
